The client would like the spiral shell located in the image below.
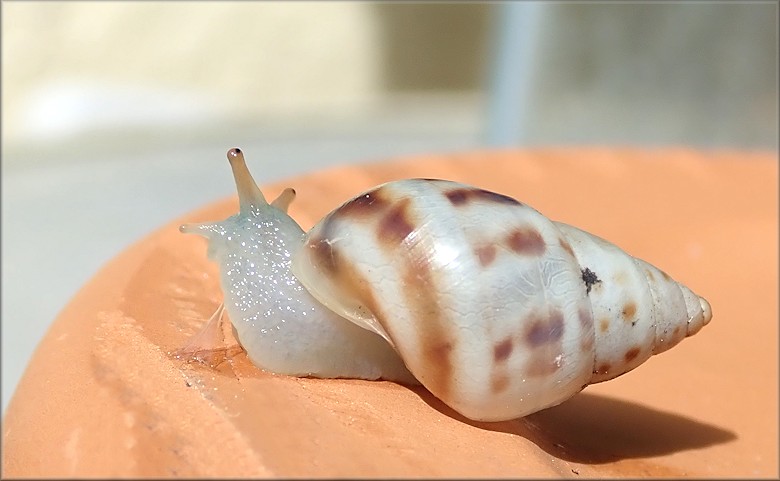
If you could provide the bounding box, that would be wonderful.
[292,179,712,421]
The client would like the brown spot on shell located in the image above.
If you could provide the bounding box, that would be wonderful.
[398,243,453,402]
[578,308,595,352]
[661,270,672,282]
[314,188,390,271]
[525,348,562,377]
[580,335,594,353]
[427,341,453,369]
[419,339,454,401]
[471,189,522,206]
[622,302,637,322]
[645,268,655,281]
[475,244,497,267]
[624,346,641,363]
[493,338,513,362]
[578,307,593,331]
[444,187,522,206]
[307,235,339,274]
[521,309,566,377]
[595,363,611,375]
[599,318,610,333]
[560,237,575,258]
[444,189,470,205]
[524,309,564,347]
[377,199,414,246]
[673,326,681,337]
[491,372,510,393]
[336,188,389,217]
[506,227,546,256]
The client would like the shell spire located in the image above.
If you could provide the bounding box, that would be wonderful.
[553,222,712,383]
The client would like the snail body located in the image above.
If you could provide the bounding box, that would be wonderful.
[182,149,711,422]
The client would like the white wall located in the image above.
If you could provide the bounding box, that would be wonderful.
[3,2,385,153]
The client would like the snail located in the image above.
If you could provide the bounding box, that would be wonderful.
[180,148,712,422]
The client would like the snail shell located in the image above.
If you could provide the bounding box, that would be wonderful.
[183,149,712,422]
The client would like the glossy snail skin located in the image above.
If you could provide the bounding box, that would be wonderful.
[181,149,416,385]
[183,148,712,422]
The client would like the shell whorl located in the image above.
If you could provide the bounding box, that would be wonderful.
[554,223,710,383]
[292,179,712,421]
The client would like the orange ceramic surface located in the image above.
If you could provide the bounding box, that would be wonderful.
[3,148,777,477]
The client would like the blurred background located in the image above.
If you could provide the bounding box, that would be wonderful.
[2,2,777,413]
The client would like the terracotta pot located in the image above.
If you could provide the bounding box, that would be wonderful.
[3,148,777,477]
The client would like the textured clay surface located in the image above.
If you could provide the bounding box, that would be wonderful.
[3,148,777,477]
